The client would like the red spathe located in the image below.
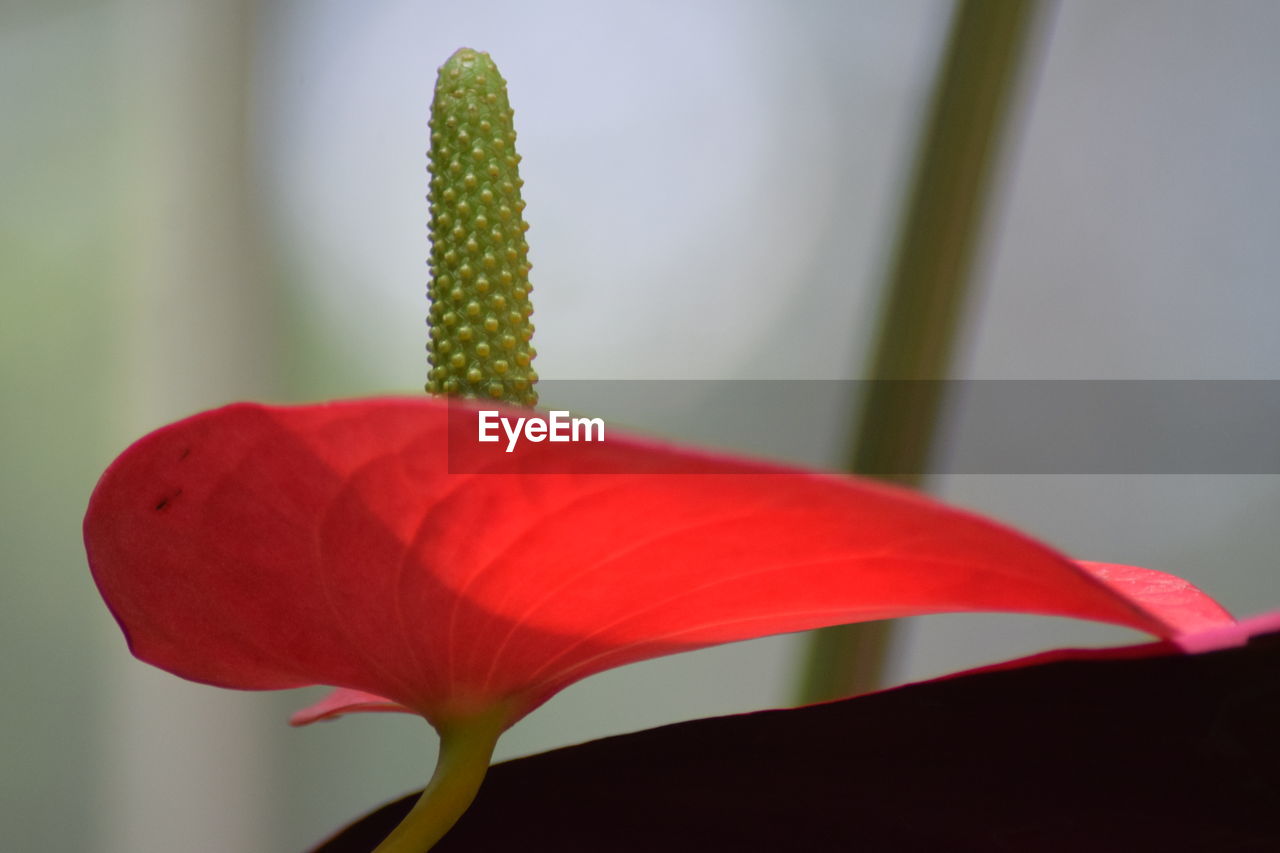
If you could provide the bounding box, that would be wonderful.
[84,398,1231,728]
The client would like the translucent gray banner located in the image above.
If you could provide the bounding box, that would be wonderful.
[529,380,1280,475]
[444,380,1280,475]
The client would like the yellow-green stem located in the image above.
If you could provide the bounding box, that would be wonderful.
[371,708,507,853]
[797,0,1046,704]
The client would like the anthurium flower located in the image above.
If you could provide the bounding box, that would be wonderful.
[85,396,1231,850]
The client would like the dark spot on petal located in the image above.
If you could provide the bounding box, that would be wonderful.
[154,488,183,512]
[179,447,191,461]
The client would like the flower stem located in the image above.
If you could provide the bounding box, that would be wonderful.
[372,708,507,853]
[797,0,1047,704]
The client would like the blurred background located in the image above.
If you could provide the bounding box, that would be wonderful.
[4,0,1279,849]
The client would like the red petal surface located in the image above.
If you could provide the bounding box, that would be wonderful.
[292,559,1236,726]
[84,398,1219,726]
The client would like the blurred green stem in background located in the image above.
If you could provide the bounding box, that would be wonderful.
[797,0,1046,704]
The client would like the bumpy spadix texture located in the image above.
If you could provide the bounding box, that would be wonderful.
[426,49,537,405]
[84,398,1232,732]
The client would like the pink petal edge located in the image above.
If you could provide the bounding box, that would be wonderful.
[290,687,414,726]
[1075,561,1236,636]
